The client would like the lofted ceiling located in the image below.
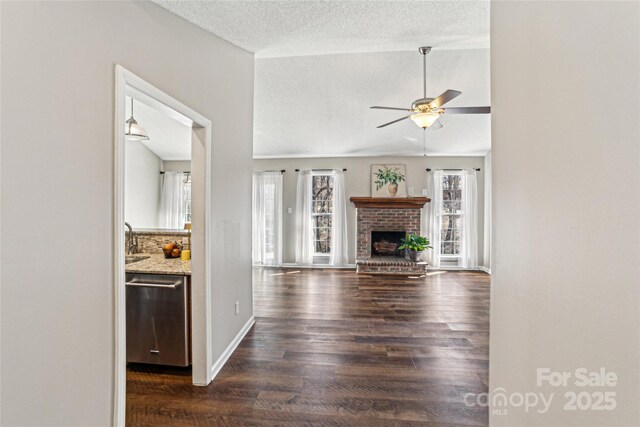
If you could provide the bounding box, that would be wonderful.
[126,96,191,161]
[153,0,489,58]
[153,1,490,158]
[254,49,490,158]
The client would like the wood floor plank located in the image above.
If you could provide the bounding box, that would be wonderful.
[127,268,490,426]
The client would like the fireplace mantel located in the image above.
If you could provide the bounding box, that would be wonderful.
[349,197,430,209]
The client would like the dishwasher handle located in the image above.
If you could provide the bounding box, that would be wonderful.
[125,280,183,289]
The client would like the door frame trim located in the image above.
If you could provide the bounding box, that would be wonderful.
[113,65,213,426]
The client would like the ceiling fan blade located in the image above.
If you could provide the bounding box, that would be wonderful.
[430,120,443,130]
[428,90,462,108]
[377,115,412,128]
[370,106,412,112]
[442,106,491,114]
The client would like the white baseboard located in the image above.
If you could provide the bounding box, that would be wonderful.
[255,264,486,273]
[279,263,357,270]
[208,315,255,382]
[429,266,488,272]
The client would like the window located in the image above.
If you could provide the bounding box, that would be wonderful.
[311,174,334,255]
[159,171,192,229]
[440,173,463,257]
[183,177,192,225]
[262,182,276,260]
[252,171,283,266]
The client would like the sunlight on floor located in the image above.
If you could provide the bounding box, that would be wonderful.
[426,271,447,276]
[268,270,301,277]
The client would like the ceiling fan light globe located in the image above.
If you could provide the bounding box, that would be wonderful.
[410,112,439,129]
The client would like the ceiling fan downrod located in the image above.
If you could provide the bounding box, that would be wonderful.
[419,46,431,99]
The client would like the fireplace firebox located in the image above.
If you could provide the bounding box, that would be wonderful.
[371,231,405,258]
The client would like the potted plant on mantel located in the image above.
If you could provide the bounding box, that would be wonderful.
[399,234,433,262]
[373,166,406,197]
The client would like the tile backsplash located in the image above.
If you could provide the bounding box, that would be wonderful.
[126,229,190,254]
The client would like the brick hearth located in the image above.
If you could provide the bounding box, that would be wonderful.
[350,197,430,275]
[355,257,429,275]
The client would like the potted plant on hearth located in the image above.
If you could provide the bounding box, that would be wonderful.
[399,234,432,262]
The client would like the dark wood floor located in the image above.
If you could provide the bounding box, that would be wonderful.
[127,268,490,426]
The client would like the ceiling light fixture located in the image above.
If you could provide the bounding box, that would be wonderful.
[125,98,150,141]
[370,46,490,130]
[410,111,439,129]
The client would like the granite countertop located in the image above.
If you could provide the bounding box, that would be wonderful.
[125,253,191,276]
[132,228,190,237]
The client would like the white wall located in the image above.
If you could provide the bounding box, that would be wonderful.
[254,156,486,266]
[125,141,162,228]
[490,2,639,426]
[0,2,254,426]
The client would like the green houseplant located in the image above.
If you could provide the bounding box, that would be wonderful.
[373,166,406,197]
[399,234,433,262]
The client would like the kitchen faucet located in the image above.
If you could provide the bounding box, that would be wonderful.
[125,222,138,255]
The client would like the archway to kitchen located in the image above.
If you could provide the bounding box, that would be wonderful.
[113,66,213,425]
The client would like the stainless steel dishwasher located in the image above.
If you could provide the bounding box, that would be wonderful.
[126,274,190,366]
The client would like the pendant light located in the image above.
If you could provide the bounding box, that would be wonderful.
[125,98,150,141]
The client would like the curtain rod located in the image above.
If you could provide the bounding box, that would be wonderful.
[259,169,286,173]
[426,168,481,172]
[160,171,191,174]
[295,168,347,172]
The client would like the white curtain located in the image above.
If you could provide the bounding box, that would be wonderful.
[460,170,479,269]
[423,170,443,268]
[159,172,186,229]
[252,171,283,266]
[330,170,348,266]
[295,170,314,265]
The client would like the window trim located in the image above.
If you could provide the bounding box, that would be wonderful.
[183,178,192,225]
[260,181,278,263]
[310,172,334,257]
[438,172,464,260]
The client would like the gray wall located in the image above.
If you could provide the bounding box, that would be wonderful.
[163,160,191,172]
[490,2,639,426]
[1,2,254,425]
[254,156,486,266]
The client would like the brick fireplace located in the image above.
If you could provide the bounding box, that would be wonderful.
[350,197,430,275]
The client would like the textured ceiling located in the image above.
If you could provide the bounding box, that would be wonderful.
[254,49,490,158]
[127,96,191,161]
[153,0,489,58]
[153,1,490,157]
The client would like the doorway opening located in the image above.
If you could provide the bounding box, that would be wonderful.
[113,66,213,425]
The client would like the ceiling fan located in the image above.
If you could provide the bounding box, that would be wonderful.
[371,46,490,129]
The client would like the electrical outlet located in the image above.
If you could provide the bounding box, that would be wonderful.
[235,301,240,315]
[421,189,428,196]
[287,207,293,214]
